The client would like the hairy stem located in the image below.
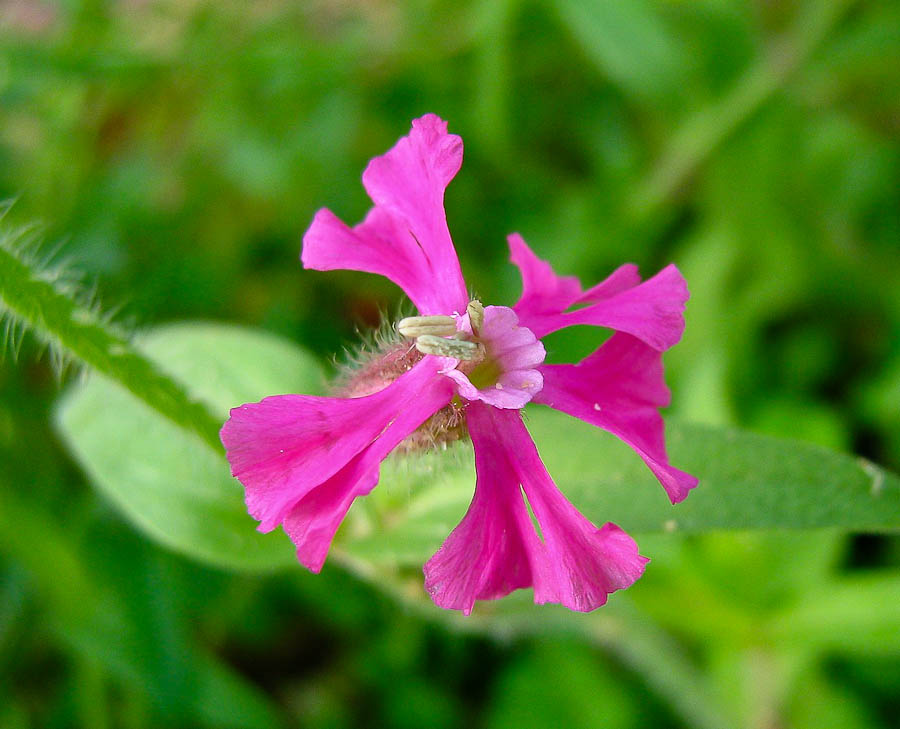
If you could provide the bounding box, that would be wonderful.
[0,242,224,453]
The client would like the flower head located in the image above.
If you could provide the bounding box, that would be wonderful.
[220,114,698,614]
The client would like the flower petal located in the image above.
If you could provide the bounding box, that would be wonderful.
[302,115,468,315]
[508,233,582,318]
[220,358,450,533]
[443,368,543,410]
[507,232,681,349]
[424,404,538,614]
[522,264,689,350]
[283,373,455,571]
[508,232,641,316]
[425,403,647,614]
[577,262,641,303]
[495,408,649,611]
[534,333,698,504]
[361,114,468,314]
[284,470,379,573]
[302,207,442,314]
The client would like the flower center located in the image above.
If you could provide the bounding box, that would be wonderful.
[465,357,503,391]
[399,300,546,410]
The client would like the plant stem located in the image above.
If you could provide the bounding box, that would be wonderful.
[0,242,224,452]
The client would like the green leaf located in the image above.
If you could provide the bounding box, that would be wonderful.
[346,407,900,568]
[55,322,324,572]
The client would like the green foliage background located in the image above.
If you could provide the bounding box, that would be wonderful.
[1,0,899,727]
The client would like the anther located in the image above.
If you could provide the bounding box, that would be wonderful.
[466,299,484,335]
[416,334,485,361]
[397,315,457,338]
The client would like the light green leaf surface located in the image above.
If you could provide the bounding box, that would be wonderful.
[55,322,324,572]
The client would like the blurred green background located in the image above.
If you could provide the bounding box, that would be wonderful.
[2,0,899,727]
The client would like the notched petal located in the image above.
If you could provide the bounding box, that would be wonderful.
[424,416,535,615]
[535,332,698,503]
[301,115,469,315]
[426,404,646,615]
[524,264,690,349]
[221,358,454,568]
[508,233,582,319]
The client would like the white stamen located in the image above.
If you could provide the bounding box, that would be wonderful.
[415,334,484,361]
[593,403,602,411]
[466,299,484,335]
[398,315,457,338]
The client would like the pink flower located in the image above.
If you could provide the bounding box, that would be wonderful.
[220,114,697,614]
